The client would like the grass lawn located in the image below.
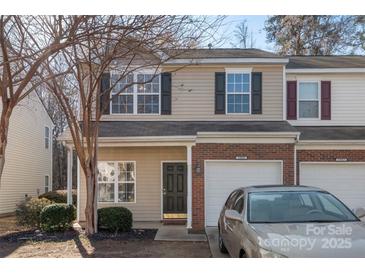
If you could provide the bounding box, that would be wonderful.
[0,216,211,258]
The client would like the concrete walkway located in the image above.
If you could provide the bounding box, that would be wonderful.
[154,225,207,242]
[205,227,229,258]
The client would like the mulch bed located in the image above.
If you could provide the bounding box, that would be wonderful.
[0,228,157,243]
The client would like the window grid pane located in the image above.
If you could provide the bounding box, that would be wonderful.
[227,94,249,113]
[299,82,319,100]
[111,74,134,94]
[112,95,133,114]
[299,101,319,118]
[226,73,250,94]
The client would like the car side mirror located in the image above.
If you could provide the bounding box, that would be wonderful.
[225,209,242,222]
[354,207,365,219]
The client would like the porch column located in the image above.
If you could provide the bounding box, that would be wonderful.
[186,144,193,229]
[66,146,73,205]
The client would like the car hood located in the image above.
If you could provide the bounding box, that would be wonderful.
[250,221,365,257]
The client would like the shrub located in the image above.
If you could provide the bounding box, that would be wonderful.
[98,207,133,233]
[39,190,77,206]
[16,197,53,228]
[40,203,76,232]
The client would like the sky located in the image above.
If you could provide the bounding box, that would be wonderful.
[211,15,275,52]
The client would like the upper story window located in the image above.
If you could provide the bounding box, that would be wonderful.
[44,126,50,149]
[226,71,251,114]
[110,73,160,115]
[298,82,320,119]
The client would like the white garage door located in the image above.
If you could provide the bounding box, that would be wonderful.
[300,163,365,210]
[205,161,282,226]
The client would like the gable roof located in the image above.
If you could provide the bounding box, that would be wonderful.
[287,56,365,69]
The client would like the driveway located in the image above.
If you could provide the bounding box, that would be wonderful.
[205,227,229,258]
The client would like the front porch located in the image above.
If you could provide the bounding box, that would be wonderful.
[64,142,195,231]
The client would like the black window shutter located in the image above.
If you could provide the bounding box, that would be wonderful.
[100,72,110,115]
[215,72,226,114]
[161,72,172,115]
[251,72,262,114]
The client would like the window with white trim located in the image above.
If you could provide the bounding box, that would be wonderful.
[110,73,160,114]
[226,72,250,113]
[44,175,50,193]
[45,126,50,149]
[97,161,136,203]
[298,82,320,119]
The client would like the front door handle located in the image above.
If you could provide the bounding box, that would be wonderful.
[163,188,166,195]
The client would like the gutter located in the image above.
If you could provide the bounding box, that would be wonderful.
[165,58,290,65]
[286,68,365,74]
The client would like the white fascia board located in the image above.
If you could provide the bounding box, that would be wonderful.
[197,131,300,138]
[98,135,196,143]
[165,58,289,65]
[286,68,365,74]
[298,140,365,145]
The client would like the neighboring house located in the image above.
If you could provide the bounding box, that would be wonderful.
[0,92,54,215]
[62,49,365,232]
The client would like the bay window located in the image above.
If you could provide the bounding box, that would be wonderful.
[226,72,251,114]
[110,72,160,114]
[97,161,136,203]
[298,82,320,119]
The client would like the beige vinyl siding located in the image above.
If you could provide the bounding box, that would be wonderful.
[287,73,365,126]
[0,93,53,214]
[101,64,284,121]
[79,146,186,222]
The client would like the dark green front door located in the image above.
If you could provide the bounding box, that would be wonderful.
[163,163,187,217]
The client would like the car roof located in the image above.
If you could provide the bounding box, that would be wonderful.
[234,185,325,193]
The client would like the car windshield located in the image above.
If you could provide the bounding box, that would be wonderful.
[248,191,359,223]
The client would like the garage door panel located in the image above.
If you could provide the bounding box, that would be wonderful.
[205,161,282,226]
[300,163,365,210]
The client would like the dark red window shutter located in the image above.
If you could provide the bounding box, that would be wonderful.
[287,81,297,120]
[321,81,331,120]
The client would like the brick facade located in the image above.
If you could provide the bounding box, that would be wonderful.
[297,150,365,183]
[191,143,295,232]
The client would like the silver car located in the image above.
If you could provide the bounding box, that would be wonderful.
[218,185,365,258]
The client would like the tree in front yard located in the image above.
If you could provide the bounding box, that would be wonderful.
[0,16,93,183]
[43,15,223,235]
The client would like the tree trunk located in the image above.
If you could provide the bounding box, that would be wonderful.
[0,107,12,184]
[84,162,98,235]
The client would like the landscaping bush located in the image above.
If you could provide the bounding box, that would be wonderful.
[15,197,53,228]
[40,203,76,232]
[98,207,133,233]
[39,190,77,206]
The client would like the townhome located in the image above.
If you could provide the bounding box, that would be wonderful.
[62,49,365,233]
[0,92,54,215]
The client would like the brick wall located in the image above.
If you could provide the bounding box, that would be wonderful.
[297,150,365,183]
[191,143,295,232]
